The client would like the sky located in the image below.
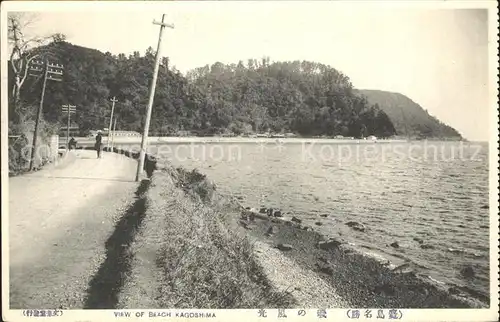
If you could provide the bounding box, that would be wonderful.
[8,1,494,141]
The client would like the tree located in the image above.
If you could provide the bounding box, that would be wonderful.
[8,13,65,123]
[52,33,66,43]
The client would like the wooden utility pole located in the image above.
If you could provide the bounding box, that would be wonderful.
[62,104,76,149]
[135,14,174,182]
[106,96,118,152]
[111,115,118,151]
[28,60,63,171]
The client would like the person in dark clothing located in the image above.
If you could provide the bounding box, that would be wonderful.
[144,155,158,178]
[68,137,77,150]
[95,131,102,158]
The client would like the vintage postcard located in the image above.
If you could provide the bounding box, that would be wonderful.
[1,1,498,321]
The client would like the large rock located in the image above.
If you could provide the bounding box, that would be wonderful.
[460,265,475,278]
[420,244,435,250]
[277,243,293,251]
[239,220,251,230]
[259,207,267,214]
[273,210,283,217]
[291,216,302,224]
[413,237,424,244]
[240,211,249,220]
[317,238,342,250]
[317,265,334,275]
[266,226,275,236]
[241,209,258,221]
[390,241,400,248]
[266,208,274,216]
[391,263,411,273]
[320,214,328,218]
[345,221,366,232]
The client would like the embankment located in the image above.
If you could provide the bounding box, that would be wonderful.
[115,164,296,308]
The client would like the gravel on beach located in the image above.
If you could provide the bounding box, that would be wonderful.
[240,213,487,309]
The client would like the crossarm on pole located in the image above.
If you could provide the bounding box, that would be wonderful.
[153,20,175,29]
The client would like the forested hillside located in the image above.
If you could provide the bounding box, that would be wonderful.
[185,59,396,137]
[10,41,400,138]
[356,90,462,139]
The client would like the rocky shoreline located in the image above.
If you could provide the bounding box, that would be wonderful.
[236,204,488,308]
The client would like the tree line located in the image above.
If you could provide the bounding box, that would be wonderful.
[9,40,397,139]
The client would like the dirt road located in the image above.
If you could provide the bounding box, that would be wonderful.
[8,150,138,309]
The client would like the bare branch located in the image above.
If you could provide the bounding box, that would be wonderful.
[10,51,18,74]
[18,58,24,74]
[9,12,39,31]
[20,54,39,88]
[8,12,64,108]
[21,13,39,29]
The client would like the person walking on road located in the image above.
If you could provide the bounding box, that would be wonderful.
[95,131,102,158]
[68,137,77,150]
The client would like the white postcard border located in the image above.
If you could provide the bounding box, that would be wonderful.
[1,1,498,322]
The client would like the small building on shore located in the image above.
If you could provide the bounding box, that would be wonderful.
[87,129,140,137]
[112,130,141,137]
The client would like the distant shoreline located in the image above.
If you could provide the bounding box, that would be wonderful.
[155,137,409,144]
[66,136,472,147]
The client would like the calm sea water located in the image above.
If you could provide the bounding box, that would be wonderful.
[152,140,490,299]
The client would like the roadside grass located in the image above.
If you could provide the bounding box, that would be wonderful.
[174,167,216,203]
[119,165,296,309]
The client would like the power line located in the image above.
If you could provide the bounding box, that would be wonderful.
[135,14,174,182]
